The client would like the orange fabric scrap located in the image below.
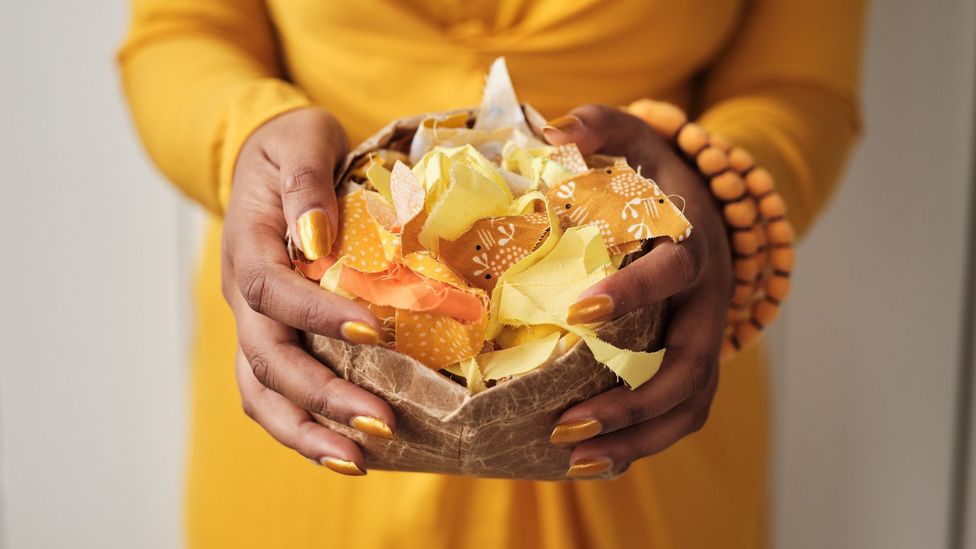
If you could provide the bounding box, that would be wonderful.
[546,162,692,254]
[437,212,550,292]
[301,255,485,323]
[395,309,488,369]
[333,189,400,273]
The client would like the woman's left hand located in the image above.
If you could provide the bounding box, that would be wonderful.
[542,104,733,478]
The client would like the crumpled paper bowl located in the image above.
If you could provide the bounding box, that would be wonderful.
[307,109,666,480]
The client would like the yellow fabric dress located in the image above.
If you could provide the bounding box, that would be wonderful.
[119,1,865,547]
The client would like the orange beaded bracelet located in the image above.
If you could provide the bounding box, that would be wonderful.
[626,99,796,360]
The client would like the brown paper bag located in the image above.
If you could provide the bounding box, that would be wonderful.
[306,109,667,480]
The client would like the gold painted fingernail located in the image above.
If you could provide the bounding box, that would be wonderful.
[319,457,366,476]
[351,416,395,440]
[543,114,582,134]
[341,321,380,345]
[550,419,602,445]
[566,457,613,479]
[296,210,334,261]
[566,295,614,324]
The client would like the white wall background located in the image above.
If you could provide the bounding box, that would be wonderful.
[0,1,973,548]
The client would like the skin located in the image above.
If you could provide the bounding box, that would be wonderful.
[223,104,732,475]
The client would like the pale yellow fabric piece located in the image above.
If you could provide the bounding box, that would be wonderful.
[319,255,354,299]
[119,0,865,547]
[496,225,613,329]
[415,146,514,252]
[582,335,665,389]
[479,331,561,383]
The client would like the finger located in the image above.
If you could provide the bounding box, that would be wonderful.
[543,103,664,161]
[226,217,381,342]
[264,110,347,261]
[567,237,705,325]
[565,368,718,479]
[231,287,396,439]
[236,348,367,475]
[553,286,724,444]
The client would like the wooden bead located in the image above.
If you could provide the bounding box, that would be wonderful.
[752,299,780,327]
[770,247,795,272]
[710,172,745,201]
[697,146,729,176]
[727,308,749,325]
[676,123,708,156]
[753,222,767,247]
[629,99,687,138]
[759,193,787,219]
[709,133,732,153]
[764,274,791,301]
[752,223,769,270]
[731,282,754,306]
[734,257,759,280]
[728,147,755,172]
[723,198,758,228]
[768,219,795,245]
[746,168,774,196]
[734,321,761,347]
[731,230,759,255]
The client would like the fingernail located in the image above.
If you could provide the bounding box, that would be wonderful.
[566,295,614,324]
[550,418,602,445]
[566,457,613,479]
[543,115,582,135]
[351,416,395,440]
[341,321,380,345]
[297,210,334,261]
[319,457,366,476]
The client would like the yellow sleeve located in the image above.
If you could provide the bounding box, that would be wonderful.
[117,0,313,215]
[697,0,867,237]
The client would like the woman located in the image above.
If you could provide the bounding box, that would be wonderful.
[119,2,864,547]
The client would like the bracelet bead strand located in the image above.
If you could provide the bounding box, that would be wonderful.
[626,99,797,360]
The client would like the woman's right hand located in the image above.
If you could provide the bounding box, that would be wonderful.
[221,107,395,476]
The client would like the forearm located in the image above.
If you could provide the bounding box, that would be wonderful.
[117,1,311,214]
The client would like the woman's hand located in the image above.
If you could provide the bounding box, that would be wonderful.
[543,105,732,478]
[222,107,396,476]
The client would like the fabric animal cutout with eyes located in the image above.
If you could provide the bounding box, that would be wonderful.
[545,157,692,255]
[438,212,550,292]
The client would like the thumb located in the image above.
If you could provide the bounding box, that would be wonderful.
[542,104,662,161]
[270,112,347,261]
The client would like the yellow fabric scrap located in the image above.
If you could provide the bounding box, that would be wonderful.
[414,146,514,253]
[459,357,486,394]
[487,223,665,389]
[365,159,393,204]
[582,335,665,389]
[479,332,561,382]
[495,224,614,331]
[401,251,470,289]
[319,255,354,299]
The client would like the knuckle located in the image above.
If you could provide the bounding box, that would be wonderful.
[631,266,657,301]
[625,400,652,428]
[281,166,321,198]
[306,375,339,418]
[302,301,332,334]
[240,265,270,313]
[671,244,700,285]
[249,352,275,390]
[685,356,714,396]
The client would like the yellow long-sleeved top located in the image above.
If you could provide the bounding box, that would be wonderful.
[119,2,864,548]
